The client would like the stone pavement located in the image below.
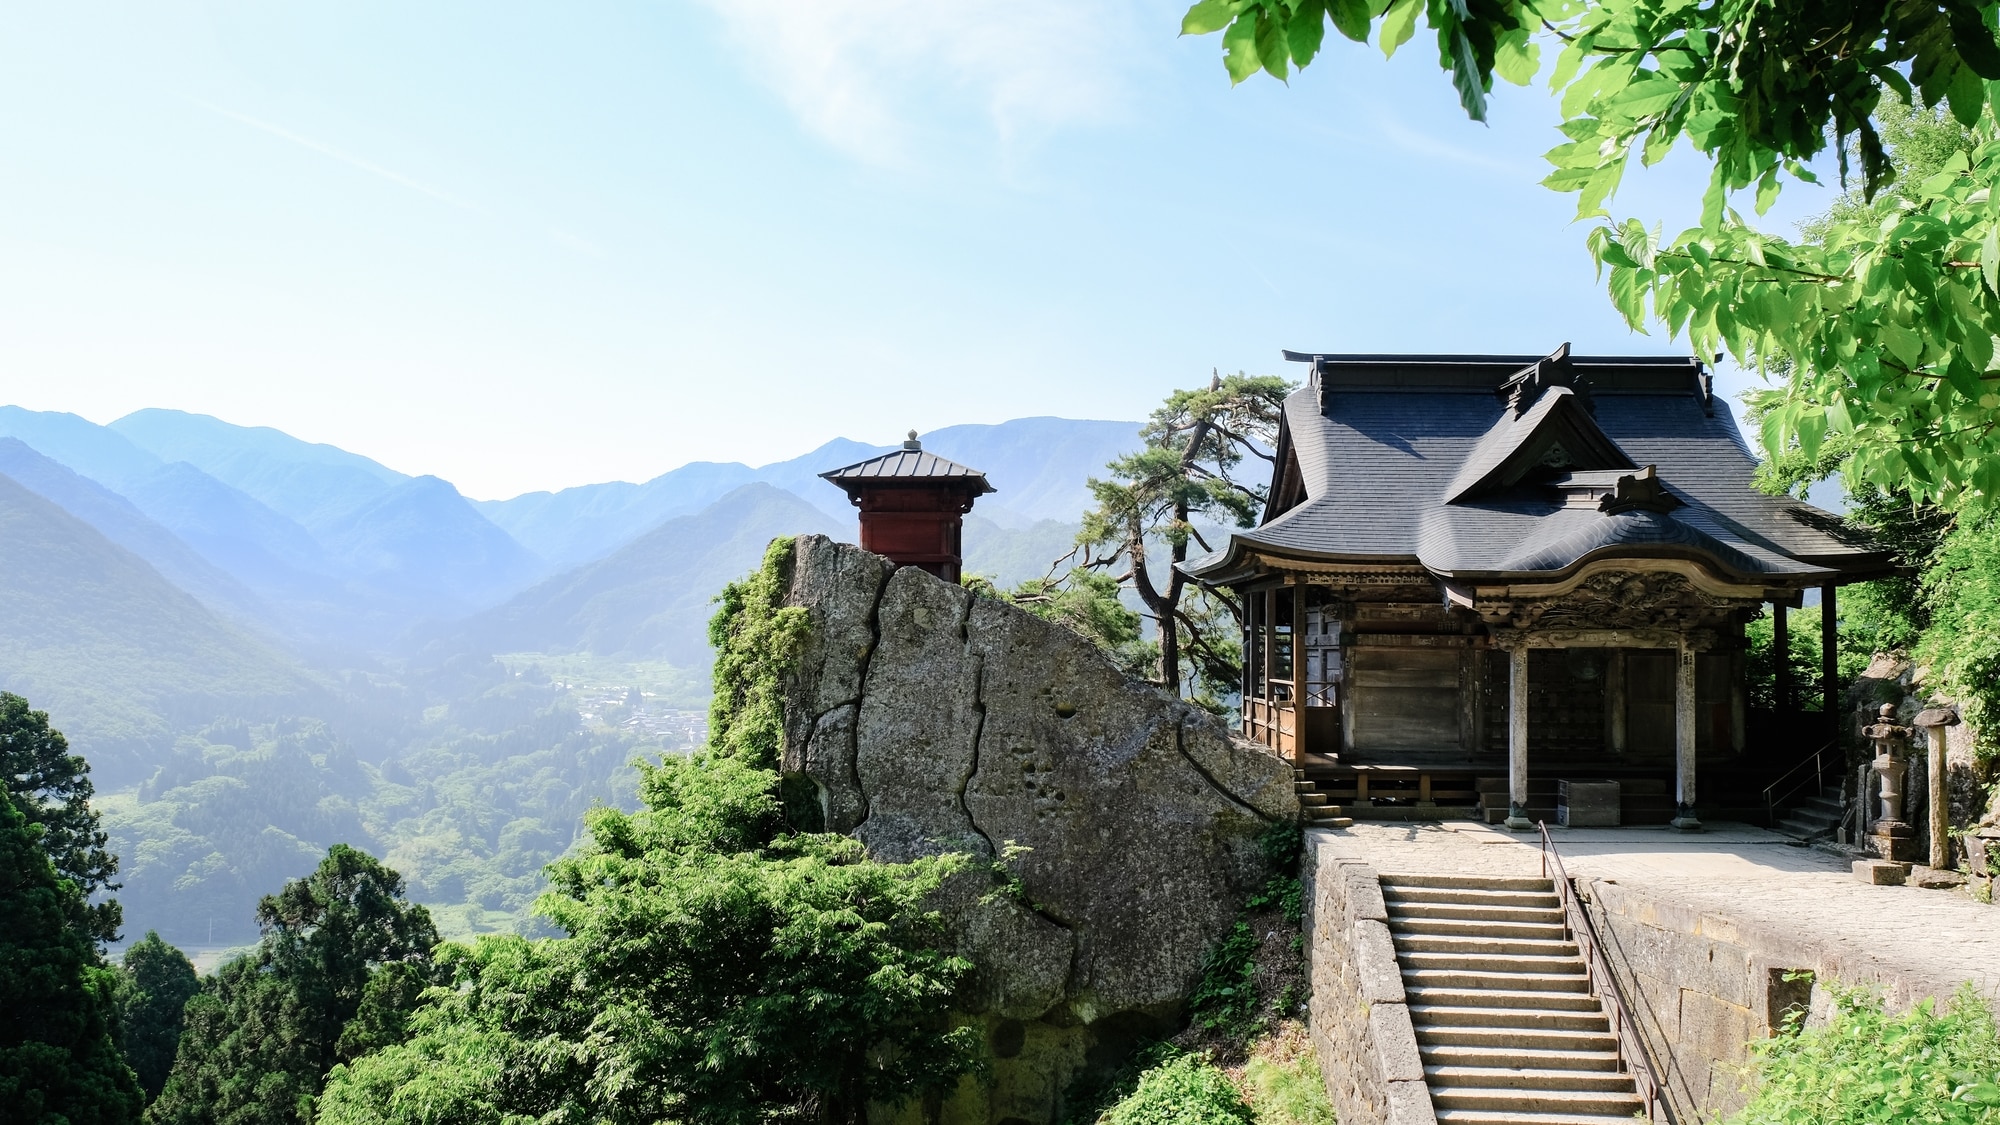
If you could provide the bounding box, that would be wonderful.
[1313,820,2000,1010]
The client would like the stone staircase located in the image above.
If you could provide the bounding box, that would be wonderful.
[1294,767,1353,828]
[1381,873,1646,1124]
[1774,791,1844,840]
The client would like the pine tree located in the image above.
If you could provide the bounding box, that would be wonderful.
[114,932,200,1101]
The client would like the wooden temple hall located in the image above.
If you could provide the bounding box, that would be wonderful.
[1183,347,1894,829]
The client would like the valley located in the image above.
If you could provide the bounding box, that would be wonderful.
[0,404,1137,948]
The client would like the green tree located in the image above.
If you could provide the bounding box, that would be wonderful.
[1075,373,1291,697]
[1182,0,2000,518]
[317,539,984,1125]
[0,794,145,1125]
[1,691,121,946]
[1000,566,1152,675]
[148,845,439,1125]
[115,932,200,1102]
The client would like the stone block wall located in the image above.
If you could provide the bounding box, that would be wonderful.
[1301,833,1435,1125]
[1578,876,1950,1120]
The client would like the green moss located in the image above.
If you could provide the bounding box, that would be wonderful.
[704,537,810,769]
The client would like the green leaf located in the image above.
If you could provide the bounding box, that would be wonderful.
[1604,74,1683,117]
[1255,10,1289,80]
[1378,0,1420,58]
[1493,30,1539,86]
[1181,0,1242,36]
[1223,13,1262,83]
[1448,25,1487,121]
[1755,165,1780,216]
[1327,0,1370,42]
[1287,0,1328,67]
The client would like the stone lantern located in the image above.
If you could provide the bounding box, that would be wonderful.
[1861,703,1918,863]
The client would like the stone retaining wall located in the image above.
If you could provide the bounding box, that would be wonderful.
[1302,834,1435,1125]
[1578,874,1970,1120]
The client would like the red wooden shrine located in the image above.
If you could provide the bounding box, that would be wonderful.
[820,432,994,583]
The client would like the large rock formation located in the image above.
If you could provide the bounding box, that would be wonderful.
[779,535,1297,1122]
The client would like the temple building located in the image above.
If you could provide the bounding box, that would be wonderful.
[1182,347,1894,829]
[820,431,993,584]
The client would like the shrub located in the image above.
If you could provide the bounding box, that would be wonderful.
[1100,1054,1255,1125]
[1729,982,2000,1125]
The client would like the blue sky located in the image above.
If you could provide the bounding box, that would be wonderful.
[0,1,1841,500]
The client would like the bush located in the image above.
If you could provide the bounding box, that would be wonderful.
[1100,1054,1255,1125]
[1729,982,2000,1125]
[1919,520,2000,761]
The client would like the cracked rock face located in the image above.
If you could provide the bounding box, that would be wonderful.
[781,535,1296,1121]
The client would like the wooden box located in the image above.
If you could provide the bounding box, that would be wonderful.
[1558,779,1621,827]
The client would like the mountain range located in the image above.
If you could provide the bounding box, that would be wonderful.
[0,406,1139,766]
[0,403,1143,946]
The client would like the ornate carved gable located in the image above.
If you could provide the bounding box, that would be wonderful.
[1466,568,1761,632]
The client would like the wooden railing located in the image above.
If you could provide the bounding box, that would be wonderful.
[1242,695,1297,758]
[1538,823,1676,1124]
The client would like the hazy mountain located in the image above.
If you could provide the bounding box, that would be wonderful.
[111,408,409,530]
[315,475,545,616]
[478,419,1139,573]
[0,472,313,785]
[0,405,164,489]
[963,515,1084,587]
[0,441,273,627]
[478,461,759,571]
[435,483,842,667]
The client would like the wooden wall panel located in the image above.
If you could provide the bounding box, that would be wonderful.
[1349,648,1462,753]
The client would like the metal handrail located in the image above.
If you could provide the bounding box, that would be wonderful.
[1538,823,1676,1124]
[1762,738,1841,829]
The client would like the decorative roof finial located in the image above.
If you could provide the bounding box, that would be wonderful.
[904,430,921,451]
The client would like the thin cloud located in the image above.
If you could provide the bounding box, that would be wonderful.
[197,101,484,213]
[1373,113,1541,178]
[692,0,1138,164]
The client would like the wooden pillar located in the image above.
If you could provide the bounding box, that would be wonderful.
[1507,644,1532,830]
[1673,639,1701,830]
[1605,650,1627,755]
[1821,583,1840,743]
[1730,648,1747,753]
[1289,584,1306,761]
[1773,603,1791,714]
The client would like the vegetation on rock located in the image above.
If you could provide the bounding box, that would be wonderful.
[1730,982,2000,1124]
[316,537,982,1125]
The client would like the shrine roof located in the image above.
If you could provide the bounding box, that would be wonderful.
[1182,348,1892,588]
[819,439,996,494]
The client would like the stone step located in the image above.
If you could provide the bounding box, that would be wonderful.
[1300,793,1330,806]
[1433,1107,1648,1125]
[1417,1026,1618,1052]
[1402,968,1591,992]
[1400,951,1589,976]
[1406,987,1603,1011]
[1425,1066,1636,1092]
[1383,886,1561,909]
[1431,1086,1642,1116]
[1394,934,1580,957]
[1420,1045,1624,1072]
[1386,901,1565,924]
[1778,816,1834,838]
[1409,1004,1609,1032]
[1390,917,1569,941]
[1380,873,1554,892]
